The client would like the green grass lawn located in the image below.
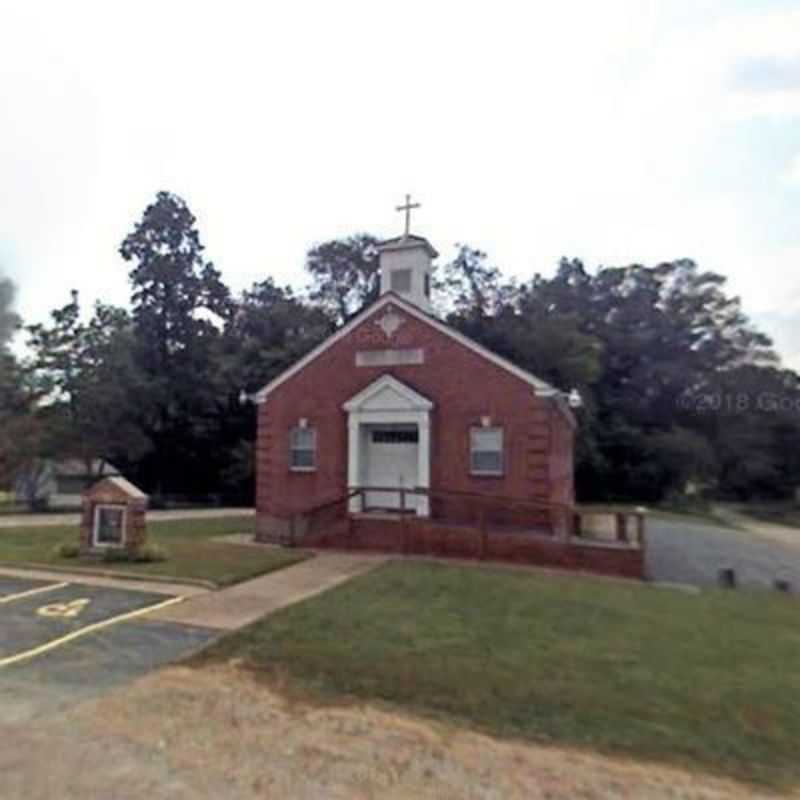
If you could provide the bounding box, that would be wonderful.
[200,561,800,788]
[0,492,25,515]
[0,516,308,586]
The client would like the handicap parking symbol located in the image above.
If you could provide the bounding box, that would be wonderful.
[37,598,92,619]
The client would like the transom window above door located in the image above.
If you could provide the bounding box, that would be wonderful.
[372,429,419,444]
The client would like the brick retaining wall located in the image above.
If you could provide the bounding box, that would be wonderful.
[298,515,645,580]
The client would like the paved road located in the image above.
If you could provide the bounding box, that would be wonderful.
[0,507,254,528]
[646,517,800,589]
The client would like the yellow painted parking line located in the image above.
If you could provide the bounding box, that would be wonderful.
[0,582,70,605]
[0,595,185,669]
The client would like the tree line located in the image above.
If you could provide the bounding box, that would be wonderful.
[1,190,798,507]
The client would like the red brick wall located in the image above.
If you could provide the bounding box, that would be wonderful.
[256,302,575,529]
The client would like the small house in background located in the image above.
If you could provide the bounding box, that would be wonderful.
[14,459,121,510]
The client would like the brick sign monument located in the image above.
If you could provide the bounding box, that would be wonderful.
[80,476,149,556]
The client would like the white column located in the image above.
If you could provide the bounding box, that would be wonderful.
[347,416,361,513]
[417,415,430,517]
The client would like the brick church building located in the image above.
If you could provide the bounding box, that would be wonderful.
[253,210,579,548]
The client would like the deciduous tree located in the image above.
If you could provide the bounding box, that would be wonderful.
[0,275,19,352]
[305,234,380,324]
[0,274,33,489]
[25,293,149,488]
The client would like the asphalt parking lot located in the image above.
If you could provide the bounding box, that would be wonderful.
[0,576,216,723]
[646,518,800,589]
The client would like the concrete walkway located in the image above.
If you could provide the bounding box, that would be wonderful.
[150,552,388,630]
[0,508,254,529]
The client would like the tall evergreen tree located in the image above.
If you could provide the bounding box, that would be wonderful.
[120,192,232,496]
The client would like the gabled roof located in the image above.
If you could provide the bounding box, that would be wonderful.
[343,374,434,413]
[89,475,148,500]
[53,459,120,477]
[254,292,559,404]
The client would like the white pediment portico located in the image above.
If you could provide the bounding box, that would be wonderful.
[343,376,433,515]
[343,375,433,416]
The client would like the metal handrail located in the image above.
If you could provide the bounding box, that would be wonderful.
[301,485,573,540]
[344,485,574,513]
[298,486,645,549]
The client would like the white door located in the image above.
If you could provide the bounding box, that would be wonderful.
[364,426,419,511]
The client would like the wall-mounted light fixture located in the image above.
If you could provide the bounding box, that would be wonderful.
[567,388,582,409]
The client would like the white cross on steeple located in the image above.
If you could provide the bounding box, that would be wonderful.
[395,193,420,237]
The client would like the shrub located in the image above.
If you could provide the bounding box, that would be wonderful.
[101,543,168,564]
[54,542,80,559]
[131,543,168,563]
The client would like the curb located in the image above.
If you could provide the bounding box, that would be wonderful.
[649,580,702,594]
[0,561,218,590]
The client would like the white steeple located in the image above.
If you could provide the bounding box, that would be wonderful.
[378,195,438,313]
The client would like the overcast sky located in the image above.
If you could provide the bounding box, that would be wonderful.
[2,1,800,364]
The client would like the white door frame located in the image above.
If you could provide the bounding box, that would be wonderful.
[343,375,433,516]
